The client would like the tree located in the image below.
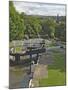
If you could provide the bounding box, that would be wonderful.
[55,21,66,41]
[9,1,25,41]
[41,18,56,38]
[9,1,66,41]
[24,16,42,38]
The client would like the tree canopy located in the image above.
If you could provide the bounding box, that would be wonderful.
[9,1,66,42]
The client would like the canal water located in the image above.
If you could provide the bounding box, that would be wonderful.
[9,66,30,89]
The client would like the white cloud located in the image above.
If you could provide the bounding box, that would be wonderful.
[13,1,66,16]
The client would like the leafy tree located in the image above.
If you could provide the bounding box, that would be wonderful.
[55,21,66,41]
[9,1,66,42]
[9,1,25,41]
[24,16,42,38]
[41,18,56,38]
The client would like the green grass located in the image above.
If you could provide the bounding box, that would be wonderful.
[48,53,66,72]
[15,47,22,52]
[39,52,66,87]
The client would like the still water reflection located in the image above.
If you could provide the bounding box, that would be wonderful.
[9,66,30,89]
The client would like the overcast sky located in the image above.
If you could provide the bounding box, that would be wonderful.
[13,1,66,16]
